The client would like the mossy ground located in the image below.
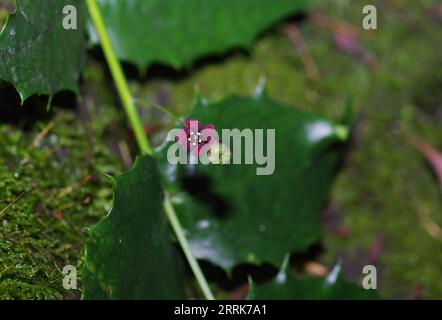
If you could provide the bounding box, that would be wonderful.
[0,62,126,298]
[1,0,441,299]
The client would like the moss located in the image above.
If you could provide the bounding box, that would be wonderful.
[0,102,123,299]
[313,0,442,299]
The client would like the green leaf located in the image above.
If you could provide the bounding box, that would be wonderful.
[89,0,308,70]
[82,155,186,299]
[0,0,85,101]
[247,257,378,299]
[156,88,348,271]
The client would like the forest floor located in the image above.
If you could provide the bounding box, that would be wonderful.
[0,0,441,299]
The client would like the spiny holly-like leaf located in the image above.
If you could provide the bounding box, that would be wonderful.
[156,88,348,271]
[89,0,309,70]
[83,155,185,299]
[0,0,85,102]
[246,257,378,299]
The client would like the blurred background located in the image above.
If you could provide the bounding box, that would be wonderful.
[0,0,441,299]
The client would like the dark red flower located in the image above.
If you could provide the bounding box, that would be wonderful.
[176,119,217,155]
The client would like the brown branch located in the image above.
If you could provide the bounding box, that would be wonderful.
[284,23,320,81]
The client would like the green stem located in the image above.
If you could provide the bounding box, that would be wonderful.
[164,195,215,300]
[86,0,214,300]
[135,99,183,124]
[86,0,152,156]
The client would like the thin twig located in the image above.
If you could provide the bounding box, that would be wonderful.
[118,140,133,169]
[0,192,25,219]
[418,210,442,241]
[284,23,320,81]
[28,121,54,151]
[309,12,373,38]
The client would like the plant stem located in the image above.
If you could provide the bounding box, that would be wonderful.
[86,0,214,300]
[86,0,152,156]
[164,195,215,300]
[135,98,183,124]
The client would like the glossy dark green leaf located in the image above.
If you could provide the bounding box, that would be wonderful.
[89,0,308,70]
[156,88,348,271]
[0,0,85,101]
[247,257,378,300]
[83,155,185,299]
